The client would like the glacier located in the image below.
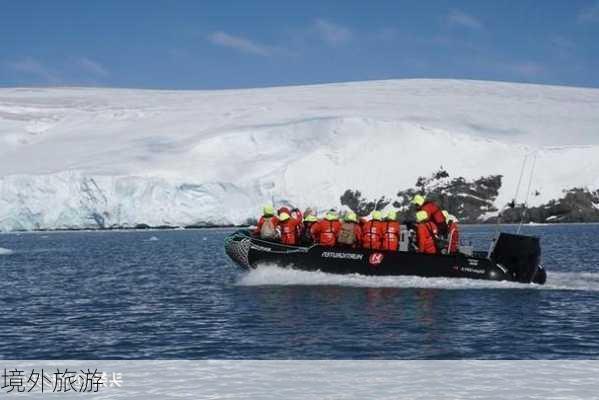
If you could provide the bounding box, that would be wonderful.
[1,79,599,231]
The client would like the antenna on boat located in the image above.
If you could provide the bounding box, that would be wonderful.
[517,149,538,234]
[495,151,528,239]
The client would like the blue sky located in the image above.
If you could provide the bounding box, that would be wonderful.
[1,0,598,89]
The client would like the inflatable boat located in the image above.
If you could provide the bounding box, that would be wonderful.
[224,229,546,285]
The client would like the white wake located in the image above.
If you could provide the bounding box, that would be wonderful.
[237,265,599,291]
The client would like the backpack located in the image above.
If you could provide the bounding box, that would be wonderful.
[337,222,356,245]
[260,217,277,240]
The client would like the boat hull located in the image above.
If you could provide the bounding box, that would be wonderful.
[224,230,546,284]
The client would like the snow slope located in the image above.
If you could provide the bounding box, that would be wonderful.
[1,79,598,231]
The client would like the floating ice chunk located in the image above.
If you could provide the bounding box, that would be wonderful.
[0,247,14,255]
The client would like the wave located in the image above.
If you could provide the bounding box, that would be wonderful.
[237,265,599,291]
[0,247,14,255]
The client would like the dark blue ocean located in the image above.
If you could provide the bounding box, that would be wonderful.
[1,224,598,359]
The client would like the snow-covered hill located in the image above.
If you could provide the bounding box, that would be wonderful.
[1,79,598,231]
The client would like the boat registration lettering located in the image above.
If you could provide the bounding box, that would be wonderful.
[468,259,479,266]
[321,252,364,260]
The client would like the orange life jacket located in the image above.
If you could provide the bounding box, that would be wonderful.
[382,221,401,251]
[361,220,384,249]
[420,201,447,235]
[311,220,341,247]
[416,221,438,254]
[447,222,460,254]
[278,218,300,245]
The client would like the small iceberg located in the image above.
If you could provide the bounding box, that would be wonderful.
[0,247,15,255]
[145,236,159,242]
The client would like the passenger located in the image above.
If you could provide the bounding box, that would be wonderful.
[337,211,362,248]
[361,211,385,250]
[411,195,448,235]
[415,210,438,254]
[447,214,460,254]
[254,204,279,240]
[300,215,318,245]
[290,208,303,224]
[277,206,291,216]
[381,210,401,251]
[310,210,342,247]
[277,212,300,246]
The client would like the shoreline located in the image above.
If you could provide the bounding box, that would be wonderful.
[2,221,599,235]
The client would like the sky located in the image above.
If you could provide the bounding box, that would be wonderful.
[1,0,598,90]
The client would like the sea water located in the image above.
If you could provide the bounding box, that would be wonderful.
[1,224,598,359]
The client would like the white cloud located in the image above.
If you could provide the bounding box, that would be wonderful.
[5,57,60,83]
[578,1,599,22]
[75,57,109,77]
[447,10,483,30]
[208,31,272,56]
[313,19,352,46]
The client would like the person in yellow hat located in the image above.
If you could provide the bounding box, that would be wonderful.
[382,210,401,251]
[414,210,438,254]
[253,204,279,240]
[277,212,300,245]
[361,210,385,249]
[411,194,447,236]
[337,211,362,248]
[311,210,341,247]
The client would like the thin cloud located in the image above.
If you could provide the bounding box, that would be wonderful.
[313,19,352,46]
[578,1,599,22]
[5,57,60,83]
[208,31,273,56]
[447,10,483,30]
[75,57,109,77]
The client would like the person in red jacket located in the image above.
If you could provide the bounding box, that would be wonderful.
[277,206,291,217]
[412,195,448,235]
[290,208,303,224]
[446,213,460,254]
[381,210,401,251]
[415,210,438,254]
[253,204,279,240]
[277,212,300,245]
[310,210,341,247]
[336,211,362,248]
[361,211,385,250]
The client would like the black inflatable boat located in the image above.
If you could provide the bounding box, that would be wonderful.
[224,229,546,285]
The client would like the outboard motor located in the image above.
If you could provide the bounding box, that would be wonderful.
[489,233,545,284]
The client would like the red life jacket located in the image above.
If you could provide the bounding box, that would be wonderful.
[311,220,341,247]
[421,201,448,234]
[447,222,460,254]
[416,221,438,254]
[382,221,401,251]
[278,218,300,245]
[361,220,384,249]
